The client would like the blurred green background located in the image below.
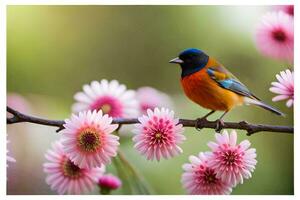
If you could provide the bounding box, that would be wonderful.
[7,6,293,195]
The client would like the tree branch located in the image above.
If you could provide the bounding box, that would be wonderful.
[6,106,293,135]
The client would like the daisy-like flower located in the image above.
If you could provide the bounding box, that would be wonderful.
[43,140,105,195]
[7,140,16,167]
[181,152,232,195]
[72,79,139,118]
[274,5,294,16]
[132,108,185,161]
[136,87,173,114]
[255,11,294,62]
[207,130,257,187]
[98,174,122,194]
[270,69,294,107]
[118,86,173,137]
[61,110,119,169]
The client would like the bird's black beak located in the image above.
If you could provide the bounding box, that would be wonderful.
[169,57,184,64]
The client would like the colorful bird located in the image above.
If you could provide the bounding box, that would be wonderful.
[169,48,284,131]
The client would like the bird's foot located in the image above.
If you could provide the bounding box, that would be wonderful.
[215,119,225,133]
[195,117,209,131]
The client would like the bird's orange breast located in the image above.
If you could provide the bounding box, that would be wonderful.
[180,68,243,111]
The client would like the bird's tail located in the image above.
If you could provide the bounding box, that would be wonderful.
[244,97,285,116]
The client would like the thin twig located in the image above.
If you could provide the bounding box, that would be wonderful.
[6,106,293,135]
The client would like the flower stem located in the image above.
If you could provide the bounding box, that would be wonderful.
[99,187,111,195]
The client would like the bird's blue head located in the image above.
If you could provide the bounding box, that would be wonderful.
[169,48,209,78]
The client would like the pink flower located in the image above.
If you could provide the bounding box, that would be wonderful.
[72,79,139,118]
[274,5,294,16]
[61,110,119,169]
[98,174,122,193]
[255,11,294,62]
[270,69,294,107]
[7,93,31,118]
[136,87,173,114]
[132,108,185,161]
[207,130,257,187]
[181,152,233,195]
[43,140,105,195]
[7,139,16,167]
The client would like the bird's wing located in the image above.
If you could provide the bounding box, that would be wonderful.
[206,65,260,100]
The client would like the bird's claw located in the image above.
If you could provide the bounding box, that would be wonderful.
[215,119,225,133]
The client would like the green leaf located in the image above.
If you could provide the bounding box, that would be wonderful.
[112,150,154,194]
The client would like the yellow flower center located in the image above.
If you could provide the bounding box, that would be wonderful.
[62,159,82,179]
[77,128,101,152]
[101,104,112,114]
[155,132,162,139]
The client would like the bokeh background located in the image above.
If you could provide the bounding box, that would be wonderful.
[7,6,293,195]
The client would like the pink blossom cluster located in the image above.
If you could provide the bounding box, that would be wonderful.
[43,80,173,194]
[130,108,257,195]
[181,130,257,195]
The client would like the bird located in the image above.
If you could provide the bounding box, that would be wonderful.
[169,48,284,132]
